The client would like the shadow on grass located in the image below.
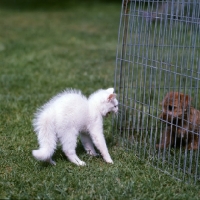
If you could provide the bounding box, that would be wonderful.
[51,140,108,165]
[0,0,122,11]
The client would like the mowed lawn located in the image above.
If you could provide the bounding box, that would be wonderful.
[0,0,200,199]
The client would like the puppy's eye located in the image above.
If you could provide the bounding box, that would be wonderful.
[168,105,173,111]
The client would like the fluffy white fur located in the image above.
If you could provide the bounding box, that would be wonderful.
[32,88,118,166]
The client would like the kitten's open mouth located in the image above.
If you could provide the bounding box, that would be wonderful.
[106,112,111,117]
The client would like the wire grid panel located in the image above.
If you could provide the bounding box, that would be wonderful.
[113,0,200,184]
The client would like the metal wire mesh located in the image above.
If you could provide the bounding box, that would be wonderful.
[113,0,200,184]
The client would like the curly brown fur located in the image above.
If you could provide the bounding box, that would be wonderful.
[156,92,200,150]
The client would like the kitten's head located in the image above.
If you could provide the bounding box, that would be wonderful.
[89,88,118,117]
[104,88,118,117]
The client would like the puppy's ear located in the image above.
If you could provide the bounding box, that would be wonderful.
[180,94,191,108]
[160,93,169,106]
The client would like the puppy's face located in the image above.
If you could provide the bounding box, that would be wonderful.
[161,92,191,118]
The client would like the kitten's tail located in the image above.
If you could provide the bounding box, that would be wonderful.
[32,115,57,163]
[32,148,55,162]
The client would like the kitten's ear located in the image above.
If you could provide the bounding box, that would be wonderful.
[107,93,116,101]
[106,88,114,94]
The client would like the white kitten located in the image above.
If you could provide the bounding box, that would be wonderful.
[32,88,118,166]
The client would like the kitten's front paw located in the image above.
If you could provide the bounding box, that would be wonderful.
[104,158,114,164]
[77,160,86,166]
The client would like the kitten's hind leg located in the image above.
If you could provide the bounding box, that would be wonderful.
[63,148,86,166]
[80,132,99,156]
[61,129,86,166]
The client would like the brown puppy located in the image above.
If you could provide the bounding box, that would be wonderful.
[156,92,200,150]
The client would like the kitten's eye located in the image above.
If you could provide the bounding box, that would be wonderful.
[168,105,173,111]
[114,105,118,108]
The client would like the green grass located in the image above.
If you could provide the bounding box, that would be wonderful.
[1,0,200,199]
